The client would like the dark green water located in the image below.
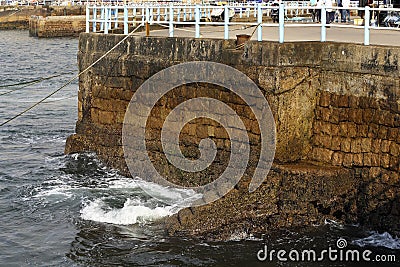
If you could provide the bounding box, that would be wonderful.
[0,30,399,267]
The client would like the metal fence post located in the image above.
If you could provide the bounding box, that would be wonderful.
[104,6,109,34]
[108,8,112,30]
[114,7,118,29]
[133,7,137,22]
[195,5,200,38]
[86,5,89,33]
[169,5,174,37]
[364,6,370,45]
[93,6,97,32]
[146,6,150,24]
[321,6,326,42]
[257,3,262,41]
[100,6,104,32]
[124,5,128,35]
[224,5,229,40]
[279,3,284,43]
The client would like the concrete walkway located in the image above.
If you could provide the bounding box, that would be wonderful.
[136,24,400,47]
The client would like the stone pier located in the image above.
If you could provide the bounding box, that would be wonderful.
[29,15,85,37]
[65,34,400,240]
[0,5,85,30]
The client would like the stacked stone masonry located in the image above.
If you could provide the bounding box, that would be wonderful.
[29,15,86,37]
[313,92,399,173]
[0,6,85,30]
[66,34,400,239]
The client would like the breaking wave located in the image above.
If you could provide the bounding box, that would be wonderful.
[353,232,400,250]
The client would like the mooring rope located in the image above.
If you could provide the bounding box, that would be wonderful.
[4,7,22,18]
[0,73,68,96]
[0,24,143,127]
[154,22,258,35]
[235,23,261,49]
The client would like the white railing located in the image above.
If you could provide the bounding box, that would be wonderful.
[85,3,400,46]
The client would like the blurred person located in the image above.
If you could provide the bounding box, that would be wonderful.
[310,0,318,22]
[325,0,335,23]
[342,0,350,22]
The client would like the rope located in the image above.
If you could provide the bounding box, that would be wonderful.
[0,73,68,96]
[0,24,143,127]
[235,23,261,49]
[154,22,257,35]
[16,94,76,104]
[5,8,22,18]
[0,77,49,88]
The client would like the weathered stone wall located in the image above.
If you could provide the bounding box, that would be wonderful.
[0,6,46,29]
[309,45,400,230]
[29,15,85,37]
[0,5,85,30]
[47,6,85,16]
[66,34,400,239]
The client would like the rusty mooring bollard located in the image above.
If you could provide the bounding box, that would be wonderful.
[146,22,150,36]
[236,34,251,49]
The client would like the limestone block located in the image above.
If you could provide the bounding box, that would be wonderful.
[381,140,391,153]
[343,153,353,167]
[351,138,362,153]
[329,108,340,124]
[319,91,331,107]
[389,142,399,156]
[370,153,380,167]
[388,128,398,141]
[353,153,363,166]
[371,139,382,154]
[381,154,391,168]
[360,138,372,153]
[341,138,352,153]
[311,147,333,163]
[368,123,379,138]
[331,152,344,166]
[331,136,341,151]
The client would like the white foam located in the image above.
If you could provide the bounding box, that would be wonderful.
[108,177,202,205]
[28,152,202,225]
[353,232,400,250]
[228,231,264,242]
[80,198,174,225]
[33,185,74,199]
[324,218,344,229]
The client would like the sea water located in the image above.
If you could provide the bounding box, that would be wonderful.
[0,30,399,267]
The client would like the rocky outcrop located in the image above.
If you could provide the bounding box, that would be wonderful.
[66,34,400,239]
[165,163,358,240]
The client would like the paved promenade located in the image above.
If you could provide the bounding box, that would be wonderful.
[135,24,400,47]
